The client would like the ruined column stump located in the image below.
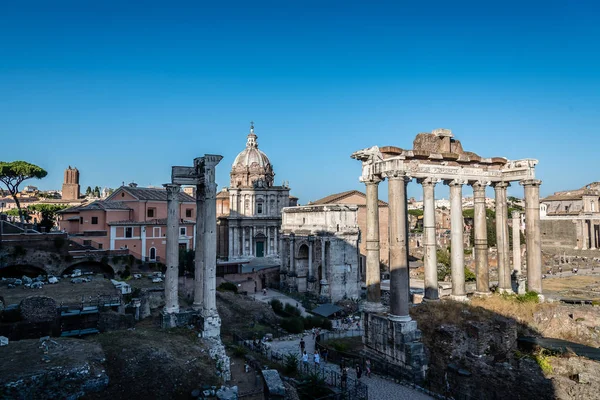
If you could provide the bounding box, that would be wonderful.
[362,312,428,383]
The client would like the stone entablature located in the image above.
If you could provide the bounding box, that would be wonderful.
[281,204,359,235]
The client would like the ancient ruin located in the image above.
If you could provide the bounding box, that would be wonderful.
[352,128,543,380]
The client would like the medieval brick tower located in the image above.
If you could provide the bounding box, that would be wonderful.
[62,166,80,200]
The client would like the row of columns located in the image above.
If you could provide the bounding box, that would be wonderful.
[363,172,543,320]
[580,219,599,250]
[229,226,279,257]
[164,177,219,317]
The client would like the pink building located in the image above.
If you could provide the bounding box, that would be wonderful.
[58,185,196,262]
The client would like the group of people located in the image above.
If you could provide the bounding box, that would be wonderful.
[340,359,372,388]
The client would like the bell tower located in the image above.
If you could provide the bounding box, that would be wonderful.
[62,166,80,200]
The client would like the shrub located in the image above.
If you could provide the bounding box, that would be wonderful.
[270,299,284,315]
[218,282,238,293]
[281,317,304,334]
[284,303,302,317]
[464,267,476,282]
[516,291,539,303]
[232,345,248,357]
[121,266,131,279]
[284,352,299,374]
[303,316,332,330]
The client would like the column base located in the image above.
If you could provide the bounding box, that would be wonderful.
[360,301,387,313]
[160,309,200,329]
[422,297,441,303]
[388,314,412,322]
[164,305,180,314]
[448,294,469,303]
[497,287,515,295]
[200,311,222,338]
[473,291,492,298]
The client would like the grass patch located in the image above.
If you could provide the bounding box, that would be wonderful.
[322,336,363,353]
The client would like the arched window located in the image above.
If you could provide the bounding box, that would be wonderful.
[149,247,156,261]
[298,244,309,259]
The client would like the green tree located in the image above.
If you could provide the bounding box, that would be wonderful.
[28,204,67,232]
[93,186,101,197]
[0,161,48,223]
[85,186,92,196]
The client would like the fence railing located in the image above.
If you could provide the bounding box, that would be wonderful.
[315,329,363,365]
[233,332,368,400]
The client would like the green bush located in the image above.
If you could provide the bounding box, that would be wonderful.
[270,299,284,315]
[218,282,238,293]
[281,317,304,334]
[464,267,476,282]
[516,291,539,303]
[303,316,332,330]
[284,303,302,317]
[232,345,248,357]
[284,352,299,374]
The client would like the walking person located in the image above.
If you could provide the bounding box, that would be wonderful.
[322,348,328,364]
[356,363,362,379]
[302,351,309,372]
[300,337,305,354]
[365,359,371,378]
[341,366,348,389]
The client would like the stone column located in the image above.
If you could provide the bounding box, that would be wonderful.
[419,177,439,300]
[289,234,295,273]
[193,182,205,310]
[472,181,490,295]
[242,227,246,256]
[521,179,543,294]
[164,184,181,314]
[228,227,234,259]
[590,221,597,250]
[274,228,279,255]
[493,182,512,294]
[581,220,588,250]
[249,227,254,256]
[308,236,313,278]
[199,155,222,322]
[364,176,383,307]
[320,236,329,297]
[267,227,271,256]
[447,179,466,301]
[386,171,411,320]
[512,211,522,275]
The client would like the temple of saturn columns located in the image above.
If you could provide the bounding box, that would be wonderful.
[351,129,542,380]
[162,154,223,338]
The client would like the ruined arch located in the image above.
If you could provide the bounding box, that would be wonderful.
[297,243,309,259]
[62,261,115,278]
[0,264,47,278]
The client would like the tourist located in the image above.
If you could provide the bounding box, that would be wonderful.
[311,327,316,339]
[356,364,362,379]
[314,351,320,366]
[300,337,305,353]
[263,288,267,296]
[365,359,371,378]
[341,367,348,389]
[322,348,328,363]
[302,351,309,371]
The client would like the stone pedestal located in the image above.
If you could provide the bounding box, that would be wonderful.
[200,313,222,339]
[319,279,329,299]
[362,312,427,383]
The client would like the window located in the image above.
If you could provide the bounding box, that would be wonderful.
[153,227,161,238]
[147,208,155,218]
[80,217,83,225]
[83,240,91,246]
[91,216,98,225]
[186,209,192,218]
[98,243,103,249]
[257,203,263,214]
[180,227,186,236]
[125,227,133,238]
[149,247,156,260]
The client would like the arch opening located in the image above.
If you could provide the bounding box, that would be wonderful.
[0,264,47,278]
[62,261,115,278]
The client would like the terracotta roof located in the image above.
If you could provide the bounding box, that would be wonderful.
[542,193,583,202]
[107,186,196,202]
[311,190,388,207]
[58,200,131,213]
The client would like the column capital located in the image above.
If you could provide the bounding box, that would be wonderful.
[417,177,440,187]
[361,175,383,185]
[520,179,542,187]
[470,180,490,191]
[491,181,511,189]
[163,183,181,196]
[444,179,468,187]
[382,170,412,183]
[511,210,521,219]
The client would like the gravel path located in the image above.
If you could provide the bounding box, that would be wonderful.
[270,335,432,400]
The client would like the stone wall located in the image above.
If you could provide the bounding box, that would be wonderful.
[541,219,577,252]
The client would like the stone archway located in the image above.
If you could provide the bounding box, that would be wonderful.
[0,264,47,278]
[63,261,115,278]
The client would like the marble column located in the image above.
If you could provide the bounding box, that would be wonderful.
[419,177,439,300]
[267,227,271,255]
[364,176,383,306]
[228,227,234,259]
[320,236,329,297]
[387,172,411,320]
[448,179,466,301]
[242,227,246,256]
[250,227,254,256]
[202,163,220,316]
[164,184,181,314]
[521,179,543,294]
[472,181,490,295]
[275,228,279,255]
[193,182,205,310]
[590,221,597,250]
[581,220,588,250]
[289,235,295,273]
[308,237,313,278]
[493,182,512,294]
[512,211,522,275]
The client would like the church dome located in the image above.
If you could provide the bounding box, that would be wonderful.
[230,124,275,188]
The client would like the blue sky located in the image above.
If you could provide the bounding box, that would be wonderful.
[1,0,599,203]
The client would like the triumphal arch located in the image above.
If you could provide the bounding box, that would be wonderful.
[352,128,542,380]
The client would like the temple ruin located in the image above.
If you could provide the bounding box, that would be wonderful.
[351,128,543,380]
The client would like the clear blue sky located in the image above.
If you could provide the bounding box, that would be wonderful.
[1,0,599,203]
